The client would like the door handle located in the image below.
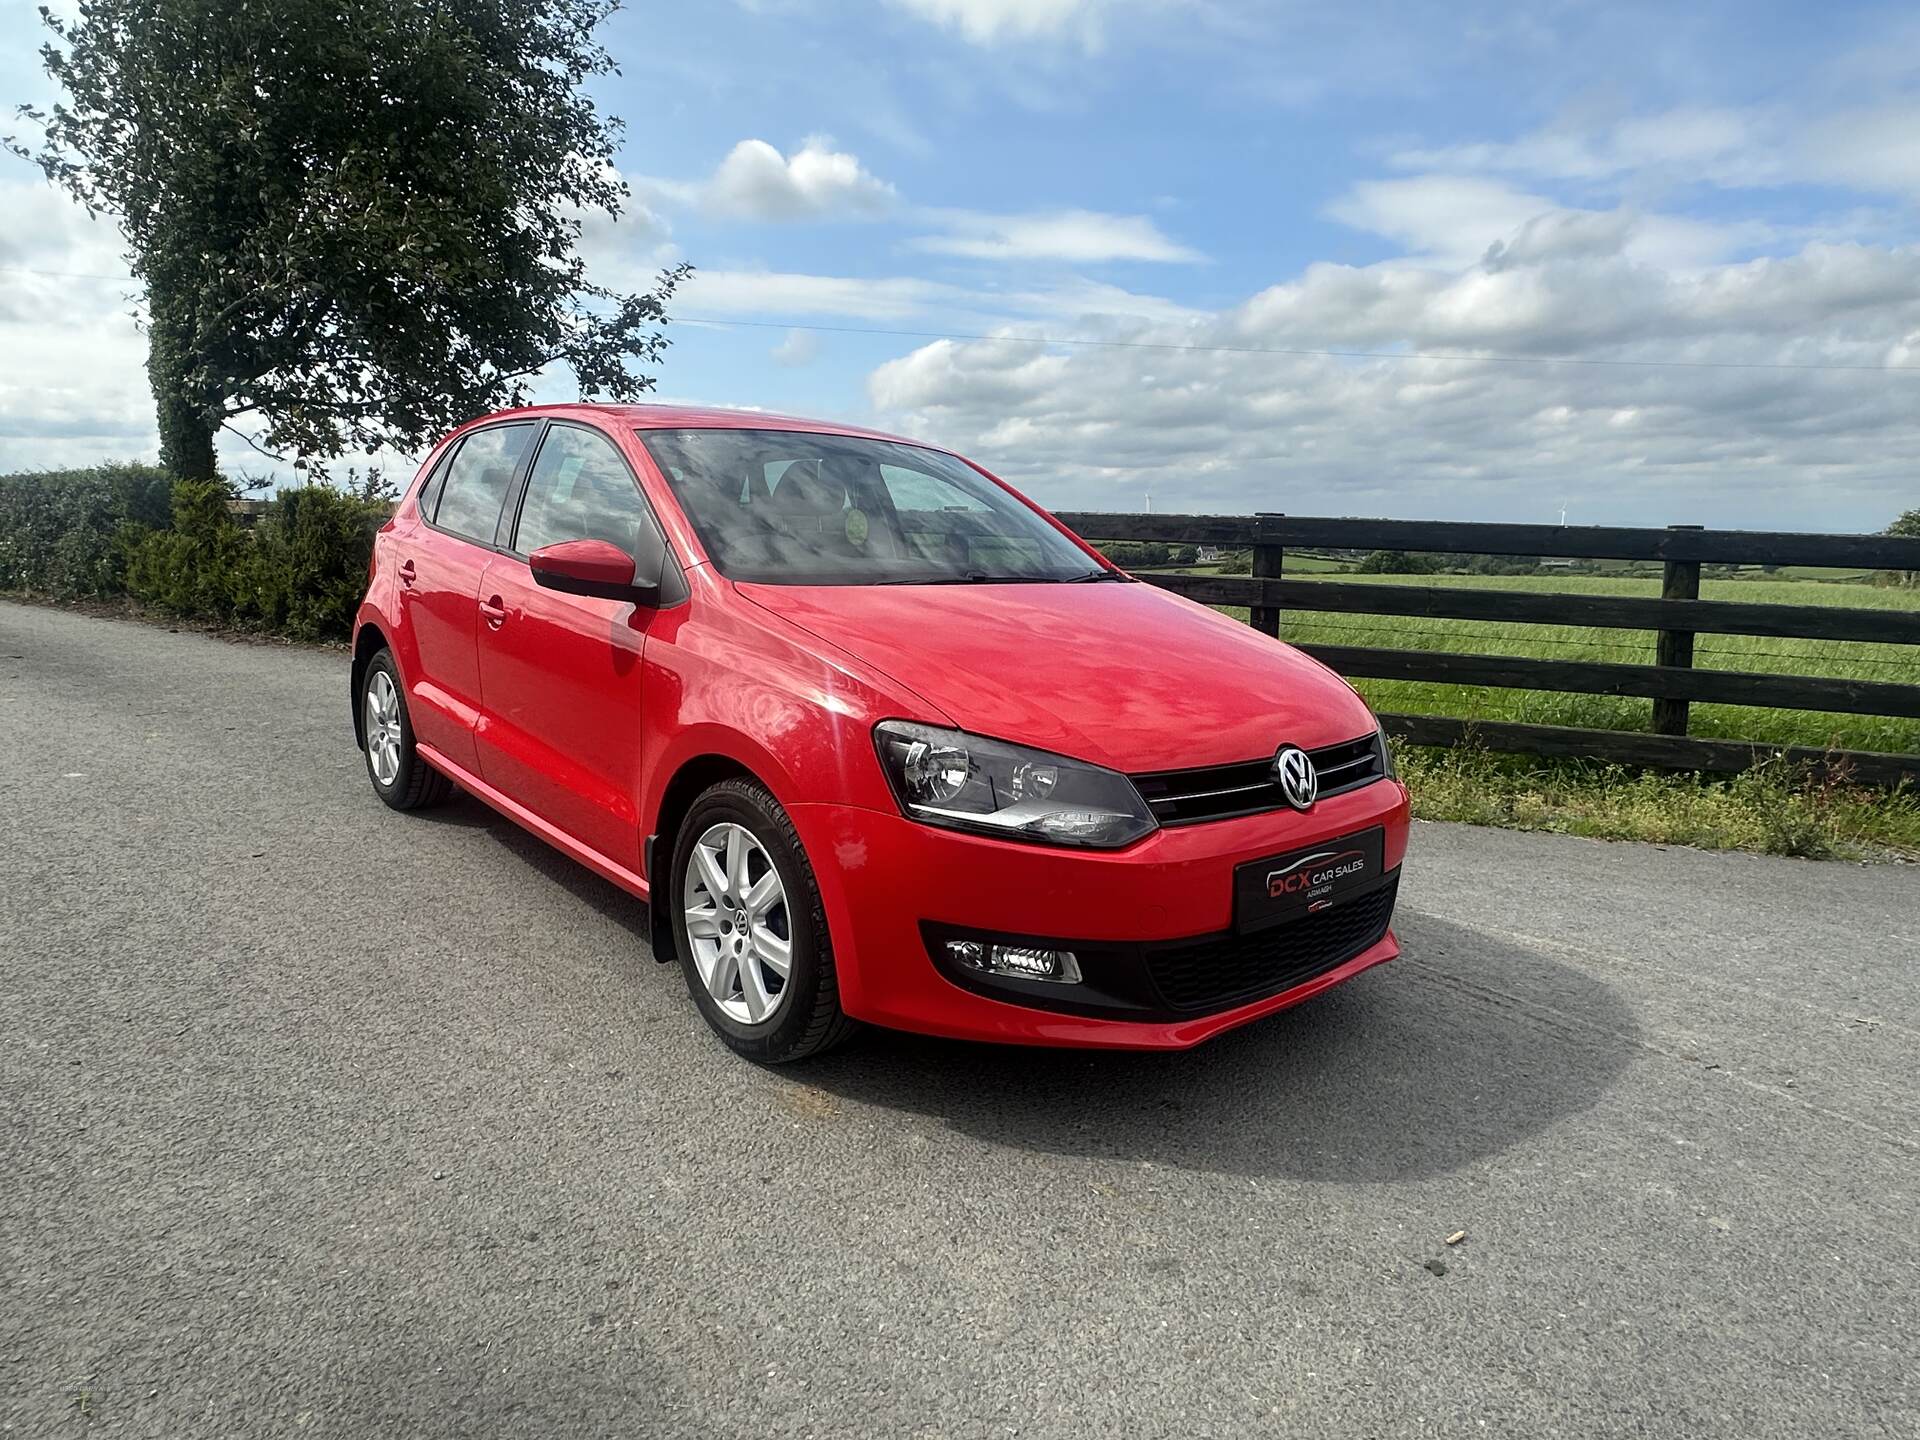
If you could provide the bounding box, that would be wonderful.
[398,559,416,587]
[480,594,508,630]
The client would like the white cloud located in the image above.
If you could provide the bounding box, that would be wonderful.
[1000,277,1206,325]
[572,200,680,297]
[0,179,154,470]
[677,268,956,320]
[0,178,132,315]
[914,207,1203,263]
[682,137,897,222]
[1803,101,1920,197]
[1392,107,1782,190]
[1325,175,1767,272]
[1326,176,1554,268]
[1390,100,1920,203]
[640,136,1199,267]
[886,0,1145,47]
[867,201,1920,529]
[676,266,1207,328]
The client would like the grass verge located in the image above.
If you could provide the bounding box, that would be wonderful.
[1196,571,1920,753]
[1396,744,1920,861]
[2,590,346,650]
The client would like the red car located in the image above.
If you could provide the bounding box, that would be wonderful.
[351,404,1410,1062]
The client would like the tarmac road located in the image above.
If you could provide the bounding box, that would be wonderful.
[2,600,1915,1438]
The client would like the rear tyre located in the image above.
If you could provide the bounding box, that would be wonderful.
[669,778,856,1064]
[360,649,454,811]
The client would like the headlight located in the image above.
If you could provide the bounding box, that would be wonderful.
[874,721,1157,849]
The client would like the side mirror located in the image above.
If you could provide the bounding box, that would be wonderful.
[529,538,659,605]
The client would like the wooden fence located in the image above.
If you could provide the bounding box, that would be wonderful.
[1054,512,1920,788]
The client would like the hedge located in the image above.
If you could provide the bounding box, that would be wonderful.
[0,464,392,641]
[0,463,174,598]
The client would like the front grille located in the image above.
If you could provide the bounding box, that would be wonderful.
[1145,876,1398,1012]
[1132,732,1386,825]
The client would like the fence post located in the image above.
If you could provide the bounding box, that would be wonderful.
[1653,524,1703,736]
[1250,513,1285,637]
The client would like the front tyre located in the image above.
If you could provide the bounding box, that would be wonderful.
[669,778,855,1063]
[360,648,454,811]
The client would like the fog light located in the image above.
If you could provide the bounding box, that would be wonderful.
[944,939,1082,985]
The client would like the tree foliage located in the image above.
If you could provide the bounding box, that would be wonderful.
[1094,540,1198,568]
[1355,549,1442,574]
[1888,507,1920,587]
[12,0,687,480]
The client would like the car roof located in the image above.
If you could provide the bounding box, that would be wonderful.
[473,401,925,448]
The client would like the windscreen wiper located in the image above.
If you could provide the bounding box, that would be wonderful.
[876,571,1043,585]
[876,570,1124,585]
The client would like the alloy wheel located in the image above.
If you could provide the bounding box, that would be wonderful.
[683,821,792,1025]
[364,670,403,786]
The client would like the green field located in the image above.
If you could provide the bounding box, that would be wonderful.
[1197,572,1920,755]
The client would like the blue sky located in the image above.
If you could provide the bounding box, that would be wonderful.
[7,0,1920,528]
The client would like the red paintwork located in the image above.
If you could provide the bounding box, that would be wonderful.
[740,582,1377,769]
[474,554,657,865]
[529,537,638,590]
[355,403,1412,1050]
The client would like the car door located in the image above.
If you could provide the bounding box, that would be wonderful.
[474,421,675,868]
[395,421,537,773]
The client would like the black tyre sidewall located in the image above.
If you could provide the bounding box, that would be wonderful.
[669,782,835,1062]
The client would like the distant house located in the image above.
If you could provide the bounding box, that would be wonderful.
[1538,557,1576,569]
[1196,545,1223,563]
[227,497,268,527]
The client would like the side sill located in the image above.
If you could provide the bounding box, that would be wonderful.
[414,742,651,903]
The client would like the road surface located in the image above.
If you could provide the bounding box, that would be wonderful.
[2,601,1915,1438]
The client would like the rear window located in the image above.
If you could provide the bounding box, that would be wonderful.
[415,447,455,521]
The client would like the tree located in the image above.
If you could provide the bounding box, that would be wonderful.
[1355,549,1440,575]
[1889,508,1920,587]
[11,0,688,481]
[1094,540,1172,568]
[1468,553,1539,576]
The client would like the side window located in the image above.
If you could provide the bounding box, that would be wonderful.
[415,447,455,522]
[432,424,534,544]
[512,425,654,556]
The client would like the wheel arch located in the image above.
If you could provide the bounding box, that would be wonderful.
[645,752,774,964]
[350,621,392,749]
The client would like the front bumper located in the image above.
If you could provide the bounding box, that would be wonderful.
[790,778,1411,1050]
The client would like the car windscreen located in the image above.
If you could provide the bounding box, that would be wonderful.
[635,428,1103,585]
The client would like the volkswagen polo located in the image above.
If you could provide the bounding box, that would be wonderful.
[351,404,1411,1062]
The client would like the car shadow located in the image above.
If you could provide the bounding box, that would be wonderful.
[412,791,657,948]
[796,910,1641,1183]
[410,795,1639,1184]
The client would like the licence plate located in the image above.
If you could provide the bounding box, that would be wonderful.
[1234,828,1386,934]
